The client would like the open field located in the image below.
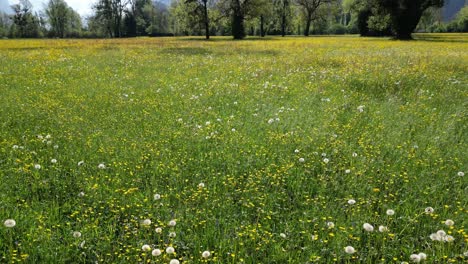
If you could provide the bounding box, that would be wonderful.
[0,34,467,263]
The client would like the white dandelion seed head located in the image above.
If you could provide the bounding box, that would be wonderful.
[168,220,176,227]
[77,161,84,166]
[386,209,395,216]
[4,219,16,228]
[444,235,455,242]
[37,135,44,139]
[418,253,427,260]
[155,227,162,233]
[142,244,151,251]
[78,192,85,197]
[430,233,442,241]
[142,219,152,226]
[463,251,468,257]
[166,246,175,254]
[151,249,162,256]
[231,128,236,132]
[323,158,329,164]
[169,259,180,264]
[363,223,374,232]
[425,207,434,214]
[347,199,356,205]
[153,194,161,200]
[410,254,421,263]
[436,230,446,237]
[352,152,358,157]
[326,222,335,228]
[34,164,41,170]
[79,240,86,248]
[12,145,19,149]
[169,232,176,238]
[345,169,351,174]
[378,225,389,232]
[280,233,287,238]
[198,182,205,188]
[298,158,305,163]
[457,171,464,177]
[357,106,365,112]
[294,149,300,153]
[98,163,106,169]
[444,219,454,226]
[202,251,211,258]
[51,159,57,164]
[53,144,59,149]
[73,231,82,238]
[344,246,355,254]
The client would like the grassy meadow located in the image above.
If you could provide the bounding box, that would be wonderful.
[0,34,467,263]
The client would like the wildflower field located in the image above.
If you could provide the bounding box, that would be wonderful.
[0,34,467,263]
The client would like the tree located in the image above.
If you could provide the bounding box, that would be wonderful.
[218,0,263,39]
[93,0,130,37]
[379,0,444,39]
[10,0,42,38]
[186,0,211,39]
[274,0,291,36]
[295,0,333,36]
[45,0,70,38]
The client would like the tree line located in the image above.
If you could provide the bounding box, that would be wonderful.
[0,0,467,40]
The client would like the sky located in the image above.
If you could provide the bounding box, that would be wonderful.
[7,0,95,16]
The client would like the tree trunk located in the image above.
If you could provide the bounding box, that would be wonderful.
[231,1,245,39]
[260,15,265,37]
[281,12,286,36]
[203,0,209,39]
[304,13,311,36]
[392,8,423,40]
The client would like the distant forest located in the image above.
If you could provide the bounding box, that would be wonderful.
[0,0,467,39]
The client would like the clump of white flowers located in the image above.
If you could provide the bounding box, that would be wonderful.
[73,231,82,238]
[457,171,464,177]
[202,251,211,258]
[98,163,106,169]
[444,219,454,226]
[378,225,389,232]
[386,209,395,216]
[326,222,335,228]
[363,223,374,232]
[344,246,355,254]
[168,220,176,227]
[153,194,161,200]
[142,244,151,251]
[166,246,175,254]
[142,219,152,226]
[430,230,455,242]
[298,158,305,163]
[151,249,162,256]
[198,182,205,188]
[4,219,16,228]
[424,207,434,214]
[347,199,356,205]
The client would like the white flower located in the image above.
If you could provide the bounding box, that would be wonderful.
[142,244,151,251]
[444,219,454,226]
[347,199,356,205]
[436,230,446,237]
[166,246,175,254]
[155,227,162,233]
[142,219,152,226]
[444,235,455,242]
[410,254,421,263]
[352,152,358,157]
[231,128,236,132]
[345,169,351,174]
[51,159,57,164]
[298,158,305,163]
[98,163,106,169]
[151,249,162,256]
[418,253,427,260]
[363,223,374,232]
[378,226,389,232]
[79,241,86,248]
[169,259,180,264]
[457,171,464,177]
[53,144,59,149]
[12,145,19,149]
[294,149,300,153]
[202,251,211,258]
[169,232,176,238]
[424,207,434,214]
[280,233,287,238]
[198,182,205,188]
[77,161,84,166]
[168,220,176,227]
[323,158,329,164]
[386,209,395,216]
[430,233,442,241]
[267,118,274,124]
[73,231,82,238]
[326,222,335,228]
[357,106,365,112]
[154,194,161,200]
[344,246,355,254]
[78,192,85,197]
[4,219,16,228]
[37,135,43,139]
[34,164,41,170]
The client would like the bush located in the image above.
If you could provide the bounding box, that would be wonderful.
[327,23,347,35]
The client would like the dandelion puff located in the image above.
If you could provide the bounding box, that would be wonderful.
[79,241,86,248]
[154,194,161,200]
[152,249,162,256]
[168,220,176,227]
[352,152,358,157]
[410,254,421,263]
[34,164,41,170]
[378,226,389,232]
[98,163,106,169]
[436,230,446,237]
[424,207,434,214]
[4,219,16,228]
[142,219,152,226]
[78,192,85,197]
[418,253,427,260]
[267,118,274,124]
[457,171,464,177]
[169,232,176,238]
[77,161,84,166]
[386,209,395,216]
[169,259,180,264]
[155,227,162,233]
[430,233,441,241]
[323,158,329,164]
[444,219,454,226]
[444,235,455,242]
[345,169,351,174]
[344,246,355,254]
[202,251,211,258]
[347,199,356,205]
[198,182,205,188]
[73,231,82,238]
[166,246,175,254]
[51,159,57,164]
[326,222,335,228]
[294,149,300,153]
[363,223,374,232]
[298,158,305,163]
[12,145,19,149]
[142,244,151,251]
[280,233,287,238]
[357,106,364,113]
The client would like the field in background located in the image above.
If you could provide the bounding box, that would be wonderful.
[0,35,467,263]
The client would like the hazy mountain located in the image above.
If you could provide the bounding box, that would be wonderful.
[443,0,467,21]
